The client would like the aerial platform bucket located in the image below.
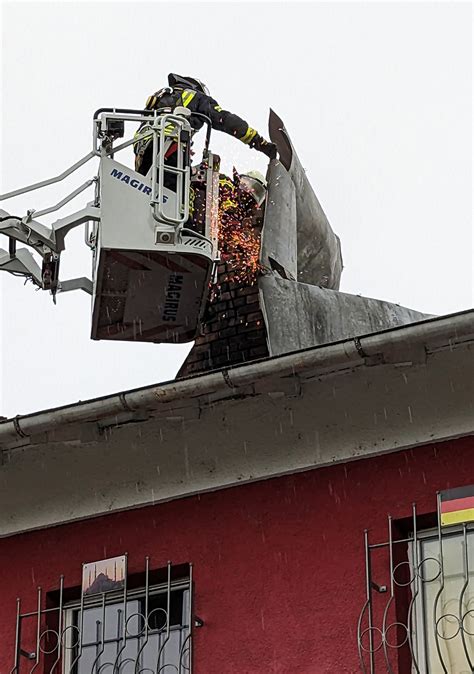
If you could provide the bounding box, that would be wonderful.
[0,106,219,344]
[90,156,215,343]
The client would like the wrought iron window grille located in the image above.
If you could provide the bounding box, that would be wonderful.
[357,503,474,673]
[11,558,196,674]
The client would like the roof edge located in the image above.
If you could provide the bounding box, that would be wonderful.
[1,309,473,447]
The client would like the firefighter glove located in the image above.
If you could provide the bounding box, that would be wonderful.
[251,135,277,160]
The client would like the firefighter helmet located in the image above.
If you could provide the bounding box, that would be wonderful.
[239,170,267,206]
[168,73,210,96]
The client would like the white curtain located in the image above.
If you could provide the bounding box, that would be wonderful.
[419,532,474,674]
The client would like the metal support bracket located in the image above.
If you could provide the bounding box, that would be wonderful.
[57,277,93,296]
[0,247,42,286]
[20,649,36,661]
[0,210,56,255]
[52,204,101,251]
[0,203,100,295]
[371,581,388,593]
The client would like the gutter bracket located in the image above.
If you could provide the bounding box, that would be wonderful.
[13,416,28,439]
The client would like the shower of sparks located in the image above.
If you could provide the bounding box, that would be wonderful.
[216,177,264,286]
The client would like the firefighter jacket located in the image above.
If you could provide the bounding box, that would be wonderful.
[134,88,264,166]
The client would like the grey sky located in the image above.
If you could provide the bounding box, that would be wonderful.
[1,1,472,417]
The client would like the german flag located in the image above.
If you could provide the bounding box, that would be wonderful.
[440,486,474,527]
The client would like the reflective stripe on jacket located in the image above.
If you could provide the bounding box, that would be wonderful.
[134,88,261,157]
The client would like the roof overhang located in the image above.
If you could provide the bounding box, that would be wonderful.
[1,310,473,537]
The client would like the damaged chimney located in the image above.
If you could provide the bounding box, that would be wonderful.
[177,206,269,377]
[179,108,431,378]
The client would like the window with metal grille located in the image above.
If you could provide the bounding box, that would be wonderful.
[357,506,474,673]
[10,560,194,674]
[63,582,191,673]
[414,527,474,673]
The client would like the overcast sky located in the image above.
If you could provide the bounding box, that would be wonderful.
[1,1,472,418]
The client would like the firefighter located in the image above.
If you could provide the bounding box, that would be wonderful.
[218,170,267,225]
[238,170,268,209]
[133,73,278,177]
[218,169,267,275]
[201,168,267,319]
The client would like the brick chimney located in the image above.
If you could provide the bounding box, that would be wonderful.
[177,212,269,377]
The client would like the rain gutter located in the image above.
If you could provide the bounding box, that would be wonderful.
[1,310,472,447]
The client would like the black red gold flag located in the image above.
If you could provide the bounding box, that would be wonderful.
[440,486,474,527]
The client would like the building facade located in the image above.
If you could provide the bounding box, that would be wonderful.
[1,311,473,673]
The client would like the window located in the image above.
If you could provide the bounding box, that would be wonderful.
[414,527,474,673]
[357,512,474,673]
[63,584,191,673]
[10,561,193,674]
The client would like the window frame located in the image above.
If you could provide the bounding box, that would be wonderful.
[62,578,192,674]
[410,524,473,672]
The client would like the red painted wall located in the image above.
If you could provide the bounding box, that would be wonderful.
[1,436,473,674]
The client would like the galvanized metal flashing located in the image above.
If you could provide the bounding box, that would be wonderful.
[267,109,343,288]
